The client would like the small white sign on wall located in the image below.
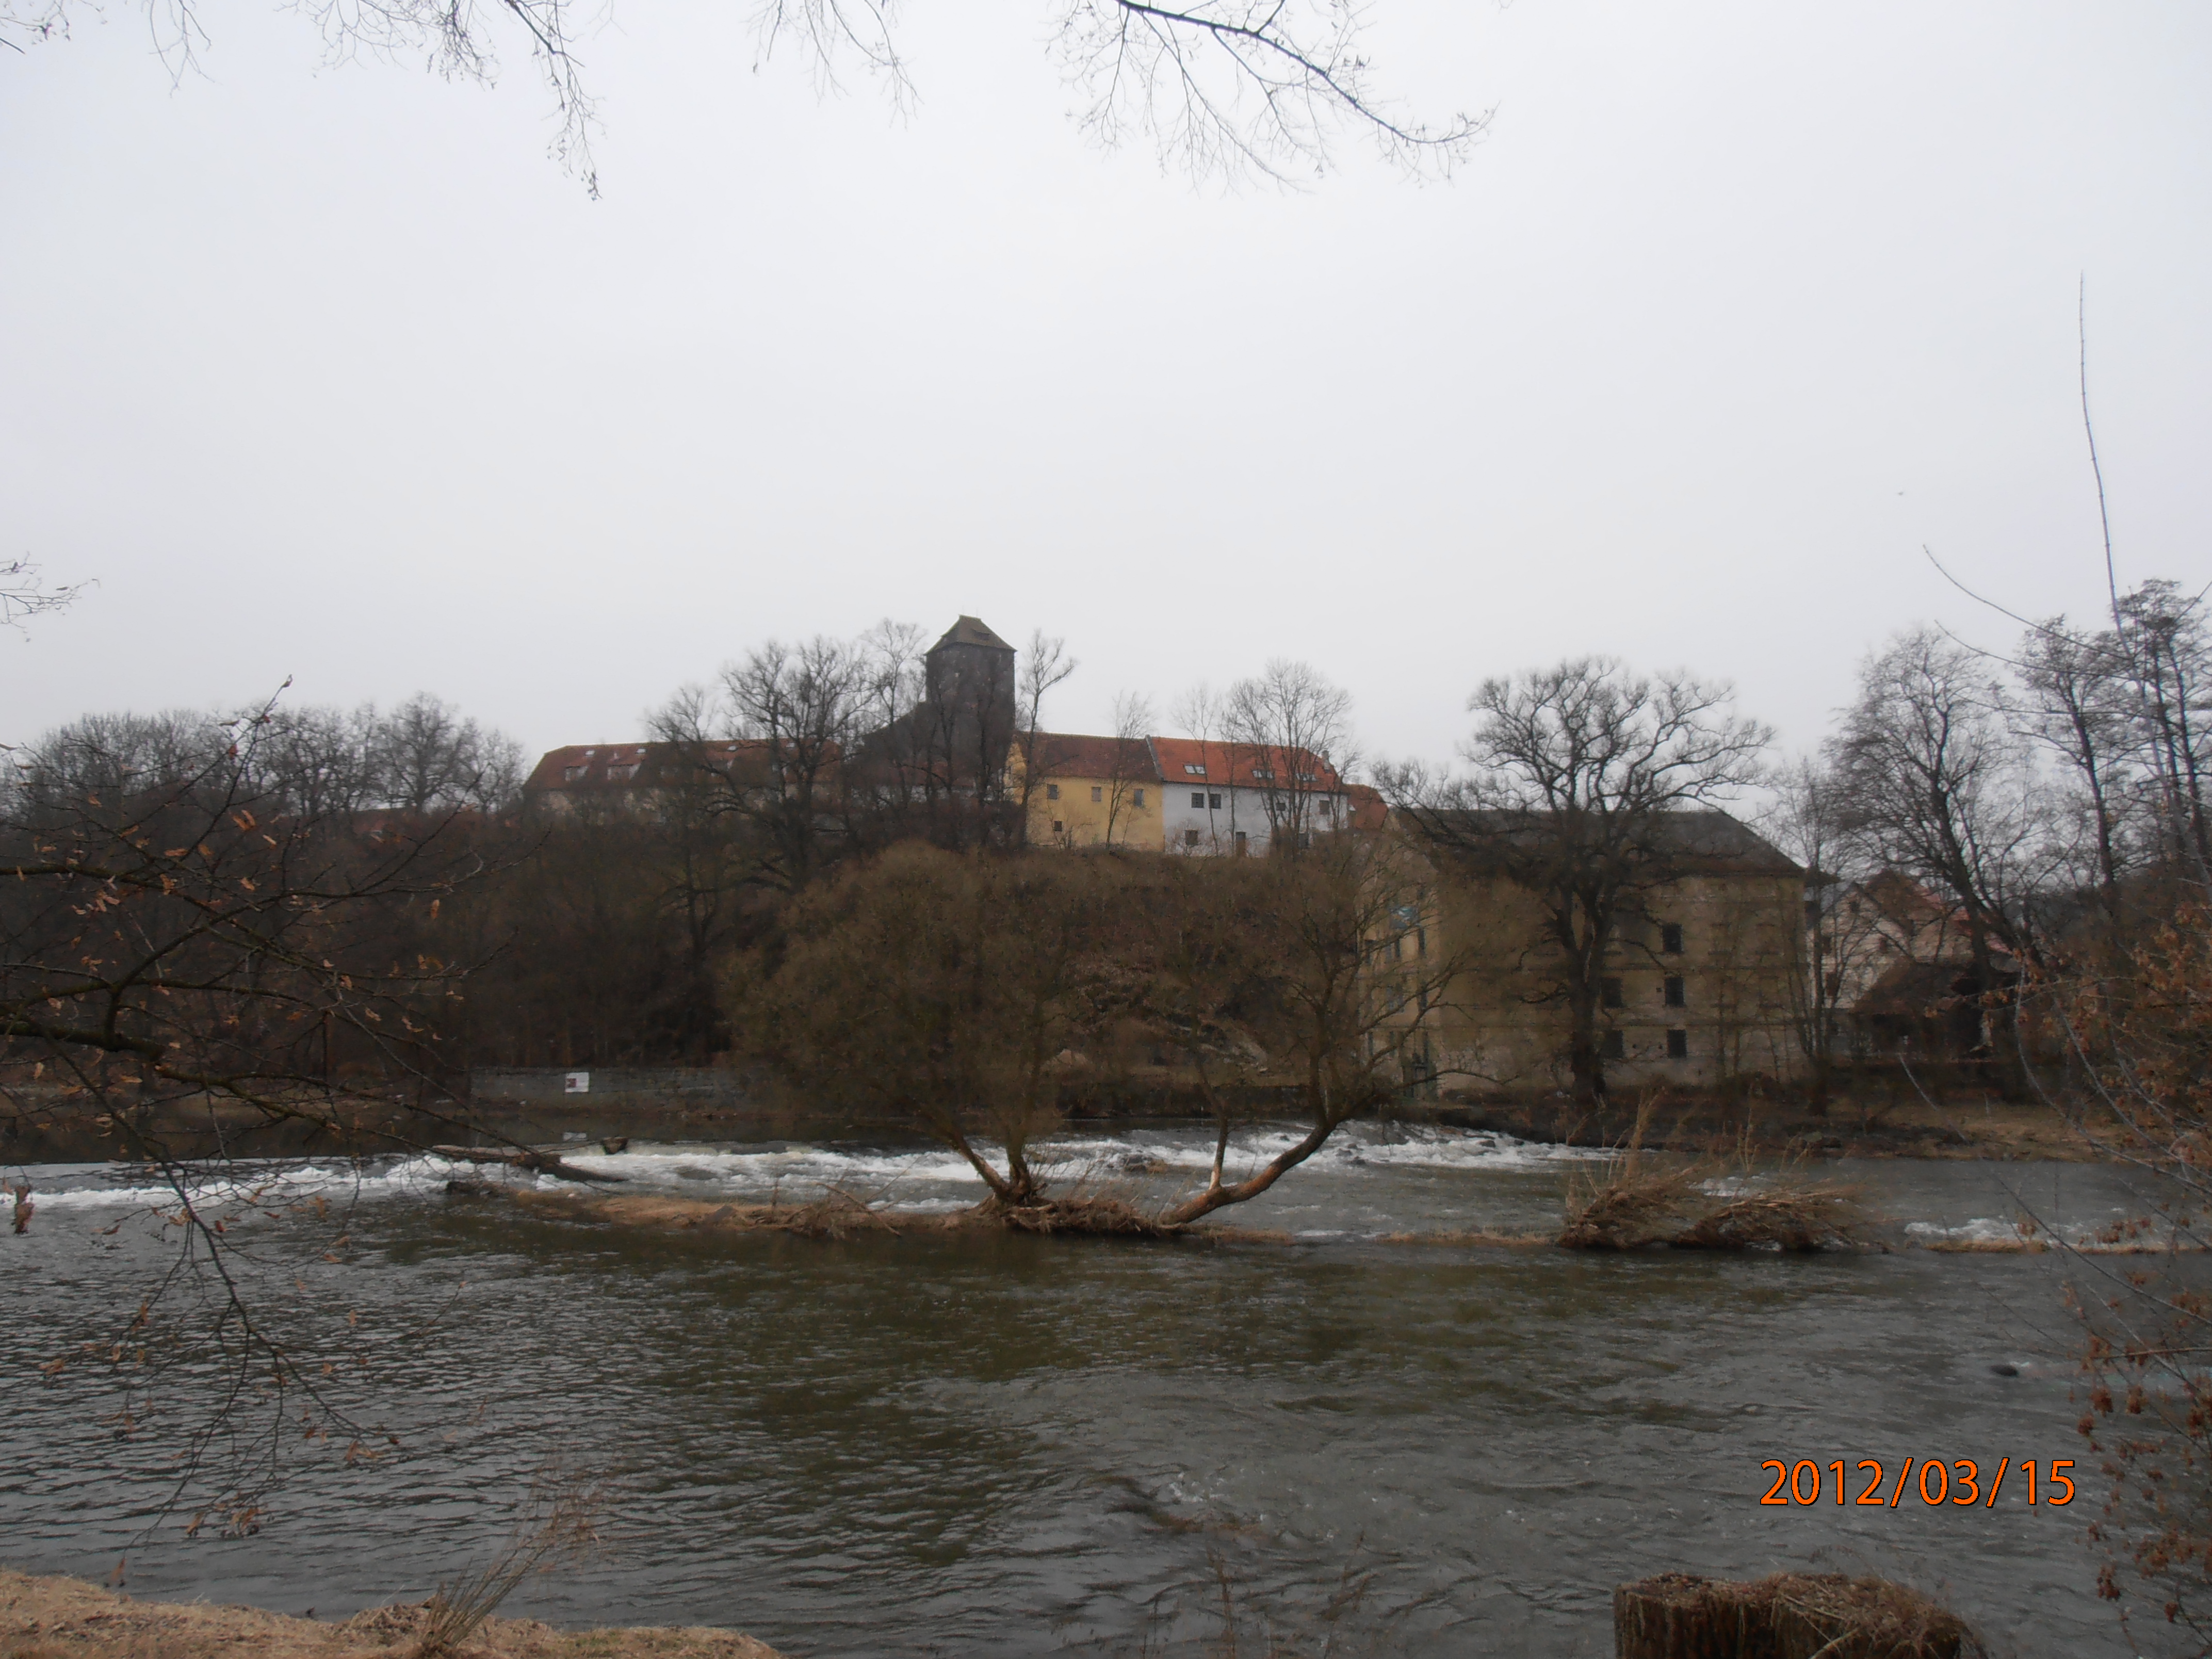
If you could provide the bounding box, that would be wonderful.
[564,1071,590,1095]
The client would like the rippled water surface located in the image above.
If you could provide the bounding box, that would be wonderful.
[0,1121,2166,1655]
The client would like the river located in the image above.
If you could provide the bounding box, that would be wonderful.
[0,1121,2164,1655]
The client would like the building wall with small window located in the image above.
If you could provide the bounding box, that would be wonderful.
[1412,815,1806,1093]
[1009,736,1165,850]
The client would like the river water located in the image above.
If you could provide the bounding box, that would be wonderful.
[0,1122,2169,1656]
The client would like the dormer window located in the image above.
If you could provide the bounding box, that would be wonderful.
[607,764,639,783]
[562,766,588,783]
[1252,768,1273,781]
[1183,763,1206,776]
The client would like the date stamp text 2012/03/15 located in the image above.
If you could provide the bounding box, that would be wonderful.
[1760,1459,2075,1508]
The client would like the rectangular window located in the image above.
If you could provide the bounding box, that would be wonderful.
[1184,763,1206,776]
[1416,928,1427,957]
[1091,786,1103,803]
[1601,1029,1625,1061]
[1233,831,1248,854]
[1664,975,1686,1007]
[1192,791,1206,807]
[1208,792,1222,809]
[562,766,587,783]
[1666,1028,1689,1060]
[1184,828,1201,847]
[1601,977,1624,1009]
[1661,923,1684,954]
[607,763,638,782]
[1046,783,1060,801]
[1133,788,1145,807]
[1051,820,1064,835]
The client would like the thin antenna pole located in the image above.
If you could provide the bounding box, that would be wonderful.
[2080,274,2122,630]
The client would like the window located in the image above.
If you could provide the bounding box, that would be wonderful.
[1091,786,1103,803]
[1666,1028,1689,1060]
[1601,977,1624,1009]
[1664,975,1686,1007]
[1051,820,1064,834]
[1233,831,1248,854]
[607,763,638,782]
[1661,923,1684,954]
[1133,788,1146,807]
[1184,828,1201,847]
[1184,763,1206,776]
[1046,783,1060,801]
[1416,928,1427,957]
[1208,792,1222,809]
[562,766,587,783]
[1252,767,1273,781]
[1192,791,1206,808]
[1601,1029,1625,1060]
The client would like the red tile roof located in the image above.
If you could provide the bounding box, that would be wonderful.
[1024,733,1161,781]
[1147,737,1343,792]
[523,741,784,794]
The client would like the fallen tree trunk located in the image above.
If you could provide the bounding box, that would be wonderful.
[431,1145,624,1184]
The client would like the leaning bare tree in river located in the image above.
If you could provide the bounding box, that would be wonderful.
[735,824,1460,1230]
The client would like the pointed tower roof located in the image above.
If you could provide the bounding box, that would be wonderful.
[931,615,1013,653]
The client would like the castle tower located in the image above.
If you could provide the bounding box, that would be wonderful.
[924,616,1018,773]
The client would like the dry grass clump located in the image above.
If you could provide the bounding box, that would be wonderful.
[1614,1571,1981,1658]
[768,1188,905,1239]
[1560,1102,1866,1253]
[985,1192,1174,1236]
[1673,1185,1863,1253]
[1558,1152,1704,1249]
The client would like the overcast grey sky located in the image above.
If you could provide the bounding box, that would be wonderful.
[4,2,2207,773]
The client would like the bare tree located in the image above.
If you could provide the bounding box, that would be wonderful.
[1150,829,1463,1225]
[2014,615,2141,916]
[2112,580,2212,873]
[1,696,544,1525]
[1388,657,1771,1107]
[1223,659,1353,852]
[0,558,84,632]
[733,842,1122,1209]
[365,693,524,816]
[1012,630,1078,842]
[1764,758,1884,1112]
[5,0,1485,193]
[1102,690,1156,847]
[1829,627,2057,1085]
[655,634,869,893]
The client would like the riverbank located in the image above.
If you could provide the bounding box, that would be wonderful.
[1432,1092,2101,1161]
[0,1568,788,1658]
[493,1178,2185,1253]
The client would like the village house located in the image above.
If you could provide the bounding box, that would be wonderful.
[522,739,781,814]
[1012,734,1164,849]
[1407,810,1808,1093]
[1814,869,2013,1061]
[1150,737,1352,856]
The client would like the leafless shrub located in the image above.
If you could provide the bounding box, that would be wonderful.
[412,1472,602,1659]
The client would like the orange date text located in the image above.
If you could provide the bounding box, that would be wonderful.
[1758,1458,2073,1508]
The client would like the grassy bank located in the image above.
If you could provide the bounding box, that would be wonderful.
[0,1568,787,1659]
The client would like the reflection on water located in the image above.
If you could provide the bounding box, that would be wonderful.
[0,1123,2167,1656]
